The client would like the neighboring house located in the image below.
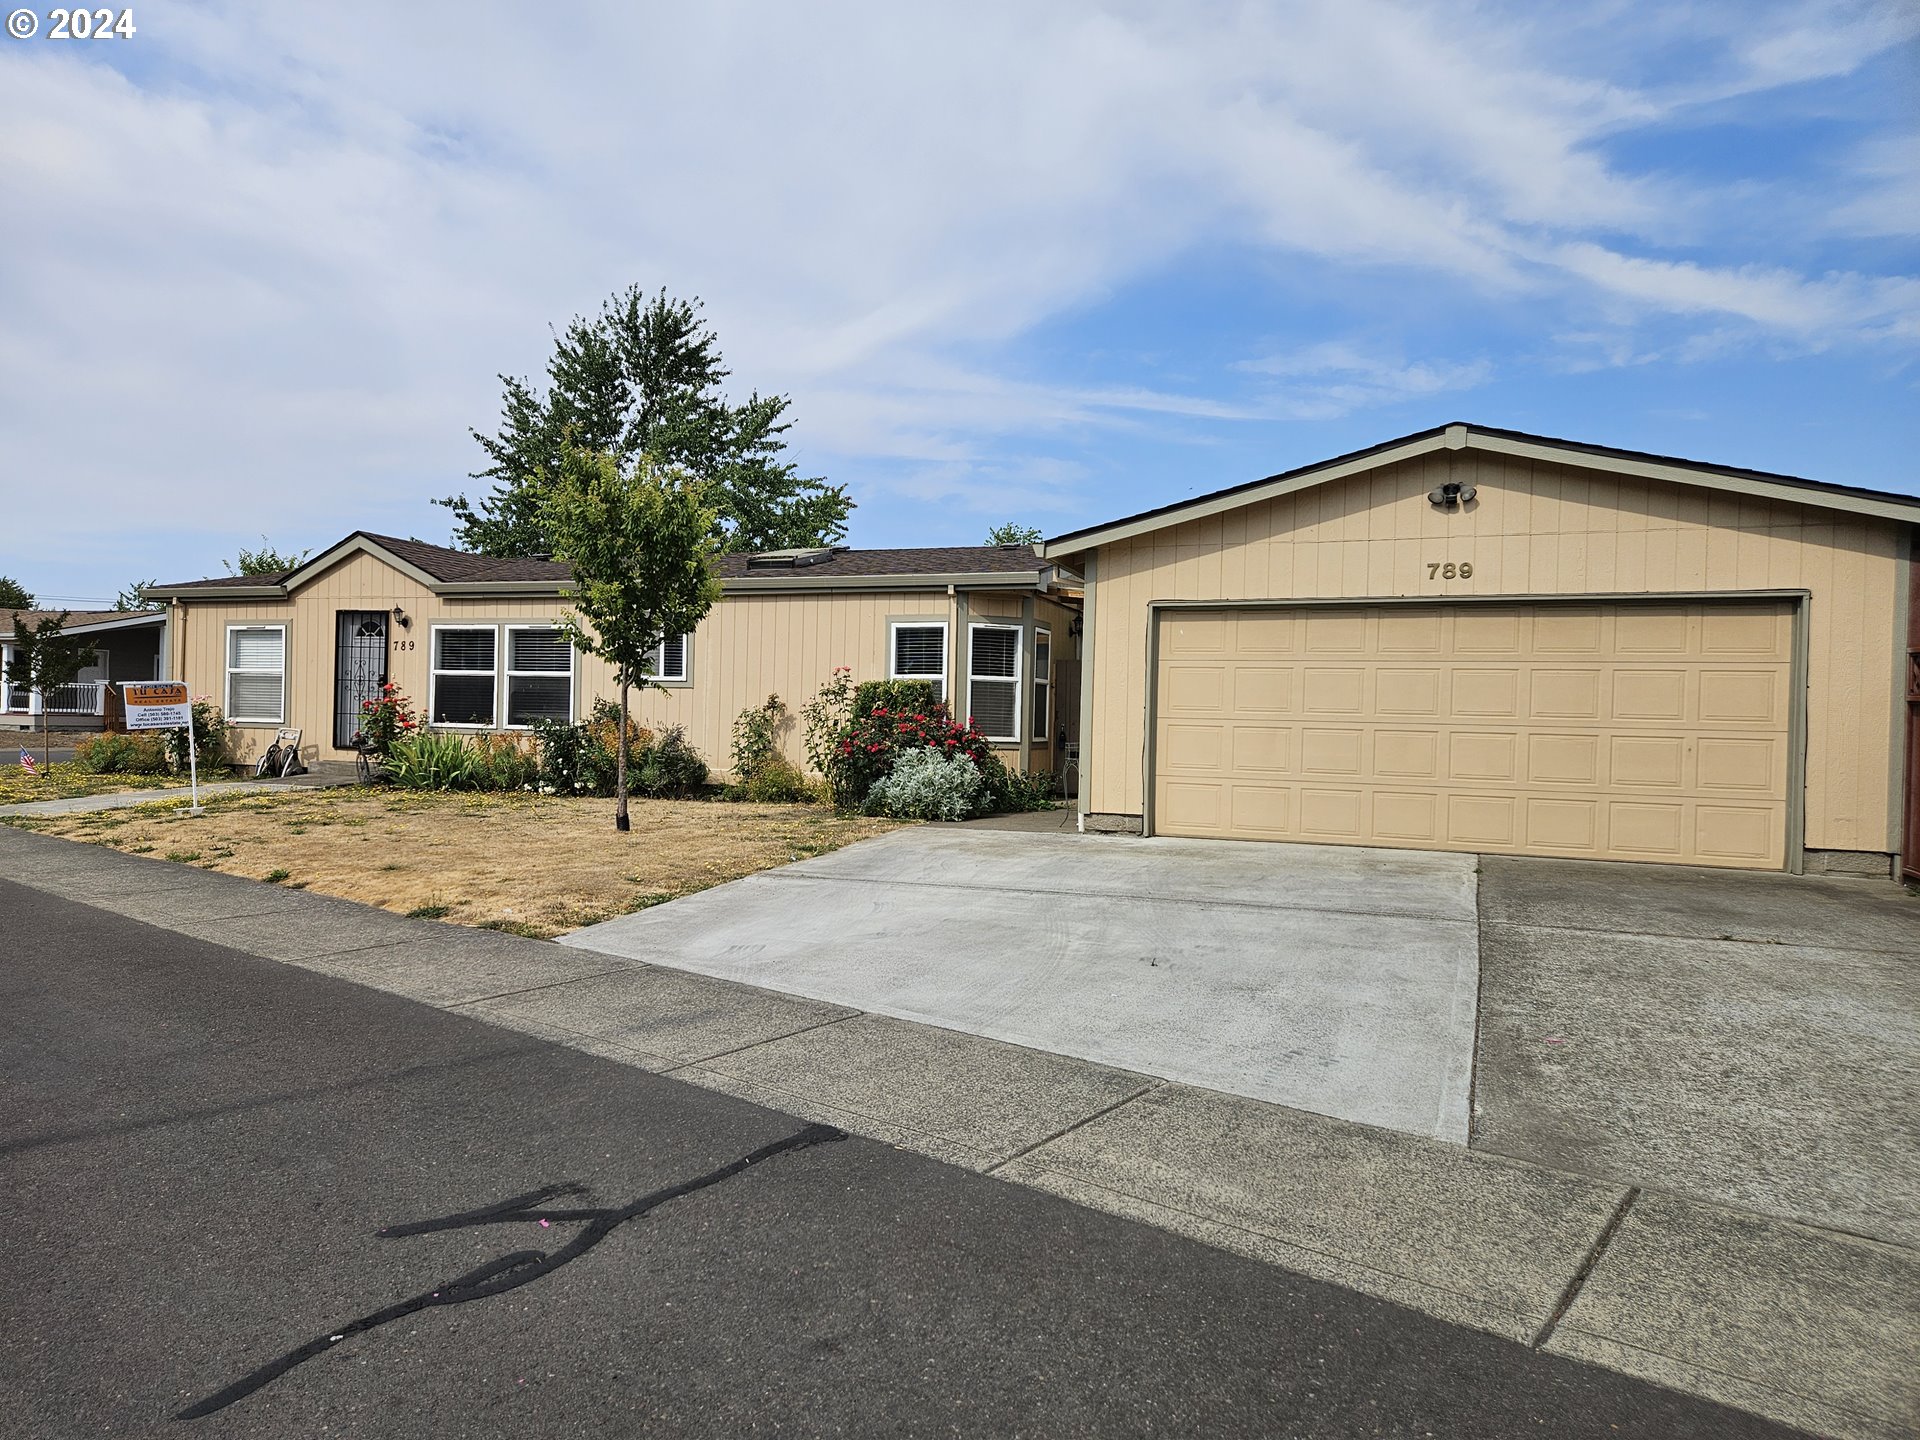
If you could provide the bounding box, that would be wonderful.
[1042,422,1920,879]
[144,534,1083,780]
[0,609,167,732]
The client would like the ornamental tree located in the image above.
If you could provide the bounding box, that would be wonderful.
[5,611,94,765]
[540,448,722,831]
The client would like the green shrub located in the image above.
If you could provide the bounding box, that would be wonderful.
[165,698,230,774]
[73,732,170,774]
[852,679,938,721]
[531,718,613,796]
[633,725,708,797]
[985,764,1058,814]
[799,667,855,789]
[866,747,982,821]
[386,731,538,792]
[827,698,990,813]
[355,682,420,756]
[387,732,481,790]
[730,694,787,782]
[740,754,817,803]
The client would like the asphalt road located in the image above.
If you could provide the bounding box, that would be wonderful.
[0,878,1800,1439]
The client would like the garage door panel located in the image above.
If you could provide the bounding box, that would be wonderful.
[1531,610,1604,653]
[1376,668,1441,715]
[1160,780,1225,831]
[1448,732,1518,782]
[1611,669,1688,721]
[1302,667,1365,714]
[1697,736,1776,791]
[1163,664,1227,713]
[1527,734,1600,786]
[1154,602,1791,869]
[1448,794,1517,847]
[1451,668,1521,717]
[1698,670,1783,725]
[1162,722,1227,773]
[1228,784,1292,833]
[1529,669,1603,720]
[1695,805,1777,862]
[1372,790,1440,841]
[1610,735,1686,789]
[1299,788,1364,837]
[1300,727,1364,776]
[1526,797,1599,852]
[1233,667,1292,713]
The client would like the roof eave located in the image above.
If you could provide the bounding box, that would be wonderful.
[1041,422,1920,556]
[722,570,1049,593]
[147,584,289,601]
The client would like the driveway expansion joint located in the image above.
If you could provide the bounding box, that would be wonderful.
[1532,1186,1640,1349]
[982,1080,1167,1174]
[758,868,1480,927]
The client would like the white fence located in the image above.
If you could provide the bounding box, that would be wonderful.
[2,680,107,716]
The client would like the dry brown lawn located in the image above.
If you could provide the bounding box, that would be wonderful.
[7,787,905,937]
[0,761,189,805]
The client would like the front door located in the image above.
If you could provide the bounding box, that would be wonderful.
[335,611,388,748]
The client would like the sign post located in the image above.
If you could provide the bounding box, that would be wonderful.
[122,682,201,815]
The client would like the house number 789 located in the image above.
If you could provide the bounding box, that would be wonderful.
[1427,561,1473,579]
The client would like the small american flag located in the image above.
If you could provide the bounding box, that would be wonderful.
[18,748,38,775]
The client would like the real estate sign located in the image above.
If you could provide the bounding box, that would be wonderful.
[122,681,191,730]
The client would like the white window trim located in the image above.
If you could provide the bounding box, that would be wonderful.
[428,622,500,730]
[646,633,690,685]
[503,623,575,729]
[224,623,286,726]
[967,621,1023,744]
[1031,624,1051,744]
[889,620,948,703]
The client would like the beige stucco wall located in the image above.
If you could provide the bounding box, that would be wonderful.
[172,549,1077,778]
[1079,448,1909,854]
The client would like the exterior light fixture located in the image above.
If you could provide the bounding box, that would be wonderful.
[1428,481,1477,510]
[391,605,411,630]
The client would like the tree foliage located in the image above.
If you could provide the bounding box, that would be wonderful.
[443,287,852,557]
[540,448,723,830]
[0,577,32,611]
[223,539,310,576]
[985,522,1044,547]
[5,611,94,763]
[114,579,161,611]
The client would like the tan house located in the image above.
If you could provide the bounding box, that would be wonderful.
[1042,422,1920,879]
[146,534,1082,780]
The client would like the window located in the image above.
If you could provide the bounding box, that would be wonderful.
[646,634,689,683]
[225,625,285,724]
[506,626,572,726]
[1031,628,1051,743]
[432,626,497,726]
[967,624,1021,742]
[890,622,947,703]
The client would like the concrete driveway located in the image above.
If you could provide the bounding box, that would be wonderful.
[563,827,1482,1142]
[1470,855,1920,1248]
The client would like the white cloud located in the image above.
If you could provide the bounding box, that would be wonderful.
[0,0,1913,594]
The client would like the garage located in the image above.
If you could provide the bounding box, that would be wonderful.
[1152,601,1794,869]
[1043,423,1920,878]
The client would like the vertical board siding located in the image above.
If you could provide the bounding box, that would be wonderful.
[1086,451,1906,852]
[171,555,1023,778]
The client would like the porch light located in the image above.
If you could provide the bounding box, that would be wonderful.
[391,606,411,630]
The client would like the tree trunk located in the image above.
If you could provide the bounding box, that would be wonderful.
[615,679,631,832]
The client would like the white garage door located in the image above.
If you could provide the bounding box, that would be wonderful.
[1152,602,1795,869]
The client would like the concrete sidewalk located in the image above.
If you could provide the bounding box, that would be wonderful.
[2,824,1914,1440]
[0,763,357,818]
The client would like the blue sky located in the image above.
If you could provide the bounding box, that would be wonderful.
[2,1,1915,605]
